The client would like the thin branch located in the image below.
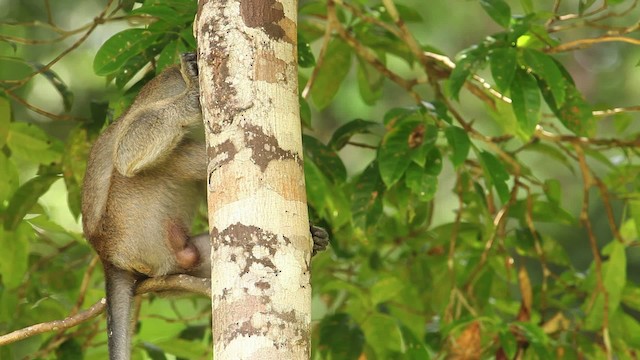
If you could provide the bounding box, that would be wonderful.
[547,35,640,53]
[0,274,211,346]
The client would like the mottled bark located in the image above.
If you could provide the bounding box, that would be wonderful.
[195,0,312,358]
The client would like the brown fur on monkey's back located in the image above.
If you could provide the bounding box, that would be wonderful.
[81,115,202,277]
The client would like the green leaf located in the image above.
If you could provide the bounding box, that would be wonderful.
[478,151,510,203]
[509,199,575,224]
[310,38,352,109]
[93,29,160,76]
[304,158,351,228]
[0,153,19,205]
[585,241,627,330]
[444,126,470,168]
[489,47,517,92]
[303,135,347,183]
[630,200,640,240]
[151,338,208,359]
[56,339,84,360]
[522,48,565,106]
[300,96,312,128]
[7,122,62,165]
[405,164,438,202]
[525,142,574,173]
[130,4,188,25]
[362,314,404,356]
[423,148,443,176]
[115,54,150,89]
[448,45,489,100]
[515,322,551,358]
[0,96,10,148]
[609,309,640,349]
[371,277,405,305]
[62,127,91,219]
[26,62,74,111]
[352,162,385,229]
[357,57,384,105]
[543,179,561,206]
[319,314,364,360]
[156,41,178,73]
[379,120,433,187]
[353,23,414,65]
[510,69,540,139]
[0,223,30,288]
[520,0,534,13]
[4,174,59,231]
[539,64,595,136]
[329,119,380,150]
[399,325,431,360]
[480,0,512,28]
[622,283,640,312]
[298,36,316,68]
[447,58,472,101]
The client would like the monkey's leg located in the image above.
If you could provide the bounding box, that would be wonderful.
[186,233,211,278]
[104,263,137,360]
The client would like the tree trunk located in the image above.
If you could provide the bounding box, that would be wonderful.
[195,1,312,359]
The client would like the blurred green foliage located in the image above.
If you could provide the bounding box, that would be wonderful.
[1,0,640,359]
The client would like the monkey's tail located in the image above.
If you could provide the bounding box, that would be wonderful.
[104,262,136,360]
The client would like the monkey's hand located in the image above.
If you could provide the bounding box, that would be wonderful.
[181,52,198,78]
[180,52,200,110]
[310,225,329,257]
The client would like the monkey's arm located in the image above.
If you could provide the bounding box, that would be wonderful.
[114,53,200,177]
[113,106,200,177]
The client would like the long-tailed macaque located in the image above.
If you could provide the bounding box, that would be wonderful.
[82,53,328,360]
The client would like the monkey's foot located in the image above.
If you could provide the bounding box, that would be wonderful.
[310,225,329,256]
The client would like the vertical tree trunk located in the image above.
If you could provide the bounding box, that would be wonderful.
[195,1,312,359]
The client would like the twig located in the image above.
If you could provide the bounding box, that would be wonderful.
[0,274,211,346]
